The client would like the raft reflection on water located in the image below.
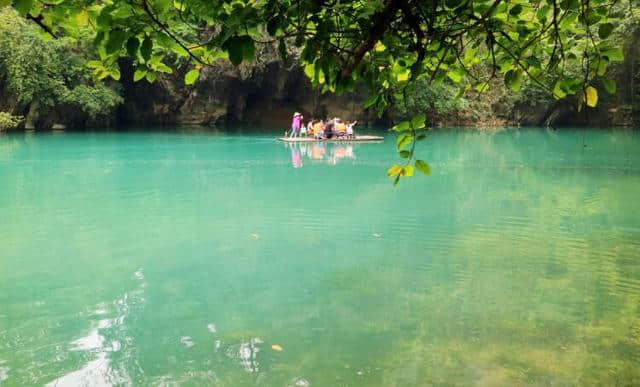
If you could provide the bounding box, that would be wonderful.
[286,142,356,168]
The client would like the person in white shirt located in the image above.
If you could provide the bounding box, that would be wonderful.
[346,121,357,139]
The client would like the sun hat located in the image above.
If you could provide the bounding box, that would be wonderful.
[293,112,302,117]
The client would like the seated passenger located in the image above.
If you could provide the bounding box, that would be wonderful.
[324,119,335,139]
[306,120,314,137]
[313,120,325,140]
[335,120,347,137]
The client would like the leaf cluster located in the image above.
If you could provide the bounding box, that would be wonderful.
[0,111,23,131]
[0,8,122,118]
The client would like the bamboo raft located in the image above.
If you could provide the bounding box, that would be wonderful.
[278,135,383,143]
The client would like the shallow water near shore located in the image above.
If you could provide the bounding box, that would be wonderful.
[1,127,639,386]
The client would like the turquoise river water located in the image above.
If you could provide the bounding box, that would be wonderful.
[0,128,639,386]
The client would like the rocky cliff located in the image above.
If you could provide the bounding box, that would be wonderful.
[115,56,381,129]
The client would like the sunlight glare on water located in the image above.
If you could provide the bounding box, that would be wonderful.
[0,128,639,386]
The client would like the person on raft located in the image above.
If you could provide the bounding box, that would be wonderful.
[288,113,357,140]
[346,121,357,139]
[289,112,303,138]
[324,118,335,139]
[312,119,325,140]
[306,120,314,137]
[335,119,347,138]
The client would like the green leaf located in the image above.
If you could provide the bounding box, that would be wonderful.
[109,66,121,81]
[415,160,431,175]
[97,6,112,27]
[145,71,156,83]
[585,10,602,25]
[509,4,523,16]
[447,67,464,83]
[154,62,173,74]
[396,69,410,82]
[504,69,523,92]
[155,32,172,49]
[86,60,103,69]
[125,37,139,57]
[602,78,616,94]
[399,150,411,158]
[106,29,127,55]
[223,35,255,66]
[184,69,200,85]
[240,36,255,61]
[133,69,147,82]
[392,120,410,131]
[396,133,414,150]
[553,80,566,99]
[475,81,489,92]
[304,62,315,78]
[171,43,189,57]
[0,0,11,7]
[363,94,378,109]
[463,47,477,64]
[402,165,414,177]
[154,0,171,14]
[226,38,243,66]
[410,113,426,129]
[94,31,105,49]
[140,37,153,62]
[598,23,614,39]
[536,5,550,21]
[14,0,33,15]
[96,69,110,80]
[602,47,623,62]
[560,0,578,11]
[597,58,609,76]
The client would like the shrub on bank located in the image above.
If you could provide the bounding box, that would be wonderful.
[0,112,22,131]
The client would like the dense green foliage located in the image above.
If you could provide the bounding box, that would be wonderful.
[0,9,122,122]
[393,80,470,121]
[3,0,635,179]
[0,112,22,131]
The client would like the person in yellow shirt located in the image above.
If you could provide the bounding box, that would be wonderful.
[312,120,325,140]
[335,120,347,137]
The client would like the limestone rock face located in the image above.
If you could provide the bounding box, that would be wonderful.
[115,58,379,128]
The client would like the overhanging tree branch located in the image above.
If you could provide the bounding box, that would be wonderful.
[340,0,401,79]
[27,14,57,39]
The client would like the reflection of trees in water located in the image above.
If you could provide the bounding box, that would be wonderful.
[0,133,25,161]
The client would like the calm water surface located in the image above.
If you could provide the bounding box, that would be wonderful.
[1,128,639,386]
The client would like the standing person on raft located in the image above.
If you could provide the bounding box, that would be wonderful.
[289,112,303,138]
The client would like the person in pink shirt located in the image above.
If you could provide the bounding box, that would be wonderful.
[289,112,303,138]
